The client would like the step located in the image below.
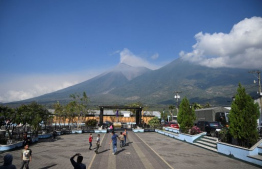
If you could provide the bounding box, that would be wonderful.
[194,143,217,152]
[203,136,218,141]
[248,155,262,161]
[201,138,217,144]
[196,140,217,148]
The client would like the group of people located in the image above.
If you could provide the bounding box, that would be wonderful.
[88,129,128,155]
[109,129,128,155]
[0,144,32,169]
[1,129,129,169]
[88,133,100,154]
[71,129,128,168]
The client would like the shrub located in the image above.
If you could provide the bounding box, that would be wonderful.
[190,126,201,135]
[219,127,231,143]
[85,119,97,127]
[148,117,160,128]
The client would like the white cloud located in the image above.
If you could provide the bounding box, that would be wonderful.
[180,16,262,69]
[119,48,160,70]
[0,48,162,103]
[151,53,159,60]
[0,70,103,103]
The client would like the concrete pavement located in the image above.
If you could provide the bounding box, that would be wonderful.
[0,131,260,169]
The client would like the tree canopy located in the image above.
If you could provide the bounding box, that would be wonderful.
[177,97,196,133]
[229,83,260,147]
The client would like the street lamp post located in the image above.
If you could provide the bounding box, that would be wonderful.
[174,91,181,115]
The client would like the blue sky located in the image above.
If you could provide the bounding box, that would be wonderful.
[0,0,262,102]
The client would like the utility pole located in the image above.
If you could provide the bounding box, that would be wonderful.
[174,91,182,116]
[249,70,262,125]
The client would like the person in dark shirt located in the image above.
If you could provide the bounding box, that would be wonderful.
[109,131,119,155]
[0,154,16,169]
[70,153,86,169]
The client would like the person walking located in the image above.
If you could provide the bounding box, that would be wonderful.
[20,144,32,169]
[94,134,100,154]
[0,154,16,169]
[118,132,124,148]
[123,129,128,145]
[89,134,93,150]
[109,125,113,133]
[70,153,86,169]
[109,131,119,155]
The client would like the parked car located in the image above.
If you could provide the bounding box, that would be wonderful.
[196,121,222,137]
[163,121,179,129]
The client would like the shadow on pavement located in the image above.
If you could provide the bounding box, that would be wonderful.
[39,164,57,169]
[116,148,126,155]
[98,149,110,154]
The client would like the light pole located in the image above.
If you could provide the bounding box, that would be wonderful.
[174,91,181,115]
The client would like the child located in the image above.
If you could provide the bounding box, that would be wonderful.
[21,144,32,169]
[89,134,93,150]
[123,129,128,145]
[95,134,100,154]
[119,132,124,148]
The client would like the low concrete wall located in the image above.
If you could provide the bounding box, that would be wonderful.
[71,130,82,134]
[217,140,262,166]
[38,133,52,139]
[94,129,107,133]
[0,141,23,151]
[161,127,205,143]
[132,129,144,132]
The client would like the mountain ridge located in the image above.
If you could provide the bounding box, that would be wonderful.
[5,58,256,107]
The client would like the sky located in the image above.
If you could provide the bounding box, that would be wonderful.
[0,0,262,103]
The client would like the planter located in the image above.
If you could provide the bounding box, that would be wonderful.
[31,136,39,143]
[177,132,205,143]
[156,128,205,143]
[144,129,155,132]
[82,129,94,133]
[56,131,62,136]
[0,141,23,152]
[155,129,165,134]
[94,129,107,133]
[71,130,82,134]
[132,128,144,133]
[217,140,262,166]
[61,130,72,135]
[164,127,179,134]
[38,133,52,139]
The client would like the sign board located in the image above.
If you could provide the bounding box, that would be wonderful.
[123,112,130,117]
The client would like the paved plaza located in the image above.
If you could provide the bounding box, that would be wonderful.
[0,131,260,169]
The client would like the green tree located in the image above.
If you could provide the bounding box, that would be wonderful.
[229,83,260,147]
[148,117,160,128]
[192,103,202,110]
[54,101,64,128]
[161,110,168,121]
[16,102,51,134]
[177,97,196,133]
[65,101,77,128]
[168,105,175,117]
[203,102,211,108]
[69,92,90,128]
[0,105,17,139]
